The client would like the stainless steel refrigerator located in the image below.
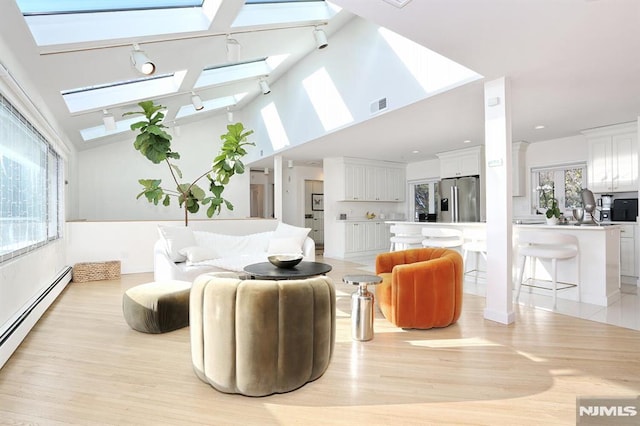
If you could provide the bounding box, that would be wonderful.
[438,176,480,222]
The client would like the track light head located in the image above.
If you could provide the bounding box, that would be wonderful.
[102,109,116,131]
[259,79,271,95]
[226,35,241,63]
[226,107,234,123]
[130,45,155,75]
[314,28,328,50]
[191,92,204,111]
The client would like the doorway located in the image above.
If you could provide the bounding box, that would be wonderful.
[304,179,324,249]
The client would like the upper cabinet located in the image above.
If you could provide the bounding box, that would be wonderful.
[340,159,406,202]
[583,122,638,193]
[512,141,529,197]
[437,146,483,179]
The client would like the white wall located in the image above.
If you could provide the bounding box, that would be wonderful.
[77,114,253,221]
[66,219,278,274]
[243,17,449,164]
[513,134,588,216]
[0,46,74,365]
[281,165,323,227]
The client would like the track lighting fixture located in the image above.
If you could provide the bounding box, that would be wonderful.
[259,79,271,95]
[130,44,156,75]
[287,160,294,169]
[191,92,204,111]
[102,109,116,131]
[313,27,328,50]
[264,167,269,175]
[226,35,241,63]
[226,107,233,123]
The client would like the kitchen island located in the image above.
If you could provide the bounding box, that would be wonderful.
[386,221,621,306]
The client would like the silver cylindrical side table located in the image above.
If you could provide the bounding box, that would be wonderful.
[343,274,382,341]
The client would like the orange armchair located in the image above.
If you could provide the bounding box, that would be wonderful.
[375,248,463,329]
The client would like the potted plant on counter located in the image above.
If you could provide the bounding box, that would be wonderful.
[537,184,561,225]
[124,100,254,226]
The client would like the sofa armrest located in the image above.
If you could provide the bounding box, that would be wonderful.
[302,236,316,261]
[154,239,184,281]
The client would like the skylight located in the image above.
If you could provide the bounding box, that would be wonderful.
[16,0,203,15]
[80,116,142,141]
[194,56,288,89]
[17,0,217,46]
[175,93,248,119]
[233,0,336,28]
[63,71,187,113]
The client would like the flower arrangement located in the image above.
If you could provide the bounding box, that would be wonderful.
[537,184,561,219]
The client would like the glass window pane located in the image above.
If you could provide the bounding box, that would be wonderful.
[0,94,61,262]
[564,167,583,209]
[414,183,429,220]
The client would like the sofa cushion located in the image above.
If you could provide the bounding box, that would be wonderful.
[158,226,195,262]
[179,246,219,263]
[267,237,303,255]
[273,222,311,251]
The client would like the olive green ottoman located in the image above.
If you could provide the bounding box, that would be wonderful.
[190,274,336,397]
[123,280,191,333]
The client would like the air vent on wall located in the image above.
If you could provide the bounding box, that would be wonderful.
[383,0,412,8]
[370,97,388,115]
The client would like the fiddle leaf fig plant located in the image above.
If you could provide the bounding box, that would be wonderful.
[124,100,254,225]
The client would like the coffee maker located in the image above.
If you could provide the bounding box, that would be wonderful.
[599,194,613,221]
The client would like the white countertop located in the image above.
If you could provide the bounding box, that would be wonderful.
[384,220,625,230]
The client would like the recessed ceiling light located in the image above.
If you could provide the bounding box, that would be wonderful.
[412,150,420,154]
[534,125,545,130]
[463,140,471,144]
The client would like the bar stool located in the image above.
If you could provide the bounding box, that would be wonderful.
[515,230,579,309]
[389,225,423,251]
[462,228,487,278]
[421,227,464,250]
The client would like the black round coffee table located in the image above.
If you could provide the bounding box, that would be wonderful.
[244,261,332,280]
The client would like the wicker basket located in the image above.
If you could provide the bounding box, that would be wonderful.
[73,260,121,283]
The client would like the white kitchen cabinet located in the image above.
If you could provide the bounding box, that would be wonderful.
[342,159,405,202]
[437,146,483,179]
[583,122,638,193]
[311,211,324,244]
[345,221,390,254]
[345,163,366,201]
[619,224,636,277]
[512,141,529,196]
[345,222,366,253]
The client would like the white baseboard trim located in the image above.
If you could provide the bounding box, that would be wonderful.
[0,266,72,369]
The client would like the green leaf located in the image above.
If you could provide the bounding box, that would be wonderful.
[162,195,171,206]
[170,163,183,179]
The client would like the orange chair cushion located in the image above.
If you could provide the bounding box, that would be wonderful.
[375,248,463,329]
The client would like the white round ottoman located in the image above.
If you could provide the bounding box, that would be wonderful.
[122,280,191,333]
[190,274,336,396]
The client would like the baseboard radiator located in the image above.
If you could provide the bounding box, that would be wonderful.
[0,266,72,369]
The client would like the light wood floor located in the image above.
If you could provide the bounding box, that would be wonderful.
[1,255,639,425]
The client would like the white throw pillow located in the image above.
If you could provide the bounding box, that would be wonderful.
[158,226,196,262]
[267,237,303,255]
[179,246,219,263]
[273,222,311,252]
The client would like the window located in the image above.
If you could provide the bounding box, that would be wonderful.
[408,179,438,221]
[0,94,62,262]
[531,163,586,215]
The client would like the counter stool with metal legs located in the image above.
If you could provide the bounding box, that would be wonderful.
[462,229,487,279]
[389,225,423,252]
[515,230,579,309]
[421,227,464,251]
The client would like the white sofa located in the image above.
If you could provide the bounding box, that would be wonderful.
[154,224,316,282]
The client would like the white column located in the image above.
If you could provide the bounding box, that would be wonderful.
[484,77,515,324]
[273,156,283,220]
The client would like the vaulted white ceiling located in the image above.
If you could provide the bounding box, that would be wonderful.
[1,0,639,167]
